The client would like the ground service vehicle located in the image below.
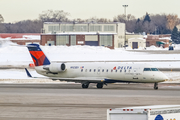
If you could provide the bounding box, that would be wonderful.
[107,105,180,120]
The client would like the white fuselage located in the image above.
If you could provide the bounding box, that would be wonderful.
[35,62,168,83]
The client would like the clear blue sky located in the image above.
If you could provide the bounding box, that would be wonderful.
[0,0,180,23]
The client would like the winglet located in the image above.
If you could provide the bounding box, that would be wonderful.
[25,68,32,77]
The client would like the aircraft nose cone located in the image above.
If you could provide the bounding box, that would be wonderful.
[157,72,169,82]
[162,74,169,81]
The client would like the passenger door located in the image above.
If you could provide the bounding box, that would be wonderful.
[133,68,138,79]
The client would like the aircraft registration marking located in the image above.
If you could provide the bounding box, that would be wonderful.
[70,66,79,69]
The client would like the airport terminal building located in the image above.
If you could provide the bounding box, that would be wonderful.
[41,22,125,49]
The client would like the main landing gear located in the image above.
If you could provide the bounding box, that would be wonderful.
[154,82,158,90]
[96,83,103,89]
[82,83,89,89]
[81,82,104,89]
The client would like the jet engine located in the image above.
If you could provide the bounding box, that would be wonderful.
[48,63,66,73]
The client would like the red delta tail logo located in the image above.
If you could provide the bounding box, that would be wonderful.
[29,51,47,66]
[113,66,116,70]
[27,44,50,66]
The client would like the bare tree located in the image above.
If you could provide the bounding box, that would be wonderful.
[134,19,143,33]
[97,18,111,23]
[86,17,111,23]
[151,14,168,34]
[113,14,136,32]
[0,24,7,33]
[39,10,70,22]
[124,20,136,32]
[166,14,179,30]
[126,14,136,21]
[142,21,155,34]
[113,14,126,23]
[0,20,42,33]
[0,14,4,23]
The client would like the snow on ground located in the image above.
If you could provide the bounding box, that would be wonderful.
[163,71,180,83]
[0,69,61,83]
[0,35,40,41]
[1,41,180,68]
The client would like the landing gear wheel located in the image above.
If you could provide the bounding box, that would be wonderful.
[82,83,89,89]
[97,83,103,89]
[154,83,158,90]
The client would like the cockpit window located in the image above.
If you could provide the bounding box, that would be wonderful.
[144,68,151,71]
[151,68,159,71]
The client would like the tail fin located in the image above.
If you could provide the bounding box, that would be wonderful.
[27,44,50,66]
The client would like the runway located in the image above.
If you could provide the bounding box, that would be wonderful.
[0,83,180,120]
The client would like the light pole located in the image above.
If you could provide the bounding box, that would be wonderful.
[122,5,128,20]
[122,5,128,47]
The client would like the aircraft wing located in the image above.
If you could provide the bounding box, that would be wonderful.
[54,77,104,83]
[25,68,105,83]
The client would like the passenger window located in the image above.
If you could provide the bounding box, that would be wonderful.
[129,70,130,72]
[94,69,96,72]
[81,69,83,72]
[106,69,108,72]
[144,68,151,71]
[98,69,100,72]
[124,70,126,72]
[111,69,113,72]
[89,69,91,72]
[120,70,122,72]
[115,70,117,72]
[151,68,159,71]
[102,69,104,72]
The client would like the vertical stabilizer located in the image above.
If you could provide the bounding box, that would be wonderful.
[27,44,50,66]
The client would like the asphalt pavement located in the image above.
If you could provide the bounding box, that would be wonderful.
[0,83,180,120]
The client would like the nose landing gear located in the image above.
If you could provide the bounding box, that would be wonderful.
[154,82,158,90]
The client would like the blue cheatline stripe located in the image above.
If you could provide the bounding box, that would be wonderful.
[104,79,141,83]
[30,54,39,66]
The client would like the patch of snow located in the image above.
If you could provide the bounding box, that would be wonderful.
[126,32,134,34]
[0,35,40,41]
[23,35,40,40]
[146,45,168,50]
[159,37,171,40]
[128,38,145,41]
[45,32,117,35]
[0,40,18,47]
[173,44,180,50]
[0,42,180,68]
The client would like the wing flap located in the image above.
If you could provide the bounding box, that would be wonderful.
[53,77,105,83]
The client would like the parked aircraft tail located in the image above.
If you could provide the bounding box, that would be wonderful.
[27,44,50,66]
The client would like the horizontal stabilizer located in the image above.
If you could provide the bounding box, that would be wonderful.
[25,68,32,77]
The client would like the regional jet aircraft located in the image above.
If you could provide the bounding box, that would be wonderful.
[25,44,168,90]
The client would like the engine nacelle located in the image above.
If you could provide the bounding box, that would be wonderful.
[49,63,66,73]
